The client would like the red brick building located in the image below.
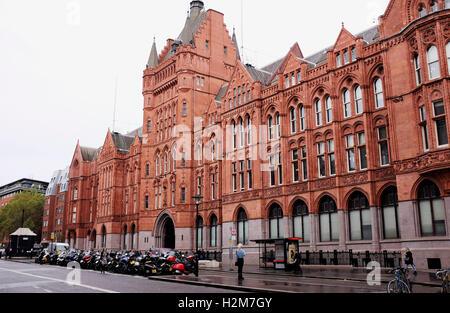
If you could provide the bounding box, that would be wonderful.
[49,0,450,269]
[42,168,69,243]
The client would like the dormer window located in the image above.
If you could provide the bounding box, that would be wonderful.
[285,75,290,88]
[419,4,427,17]
[430,1,438,13]
[297,71,302,83]
[205,40,209,50]
[336,53,342,67]
[291,73,295,87]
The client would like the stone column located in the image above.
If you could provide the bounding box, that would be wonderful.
[338,210,347,250]
[370,207,381,251]
[310,214,318,251]
[284,216,292,238]
[397,200,417,240]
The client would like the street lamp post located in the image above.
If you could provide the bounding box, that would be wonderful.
[192,194,203,277]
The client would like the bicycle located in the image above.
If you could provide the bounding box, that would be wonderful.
[387,268,411,293]
[435,268,450,294]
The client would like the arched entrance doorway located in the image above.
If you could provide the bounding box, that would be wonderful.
[155,213,176,249]
[162,219,175,249]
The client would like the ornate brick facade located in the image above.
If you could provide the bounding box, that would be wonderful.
[47,0,450,269]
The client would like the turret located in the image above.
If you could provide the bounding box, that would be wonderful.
[190,0,204,18]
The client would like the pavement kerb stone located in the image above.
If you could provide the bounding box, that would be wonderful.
[146,276,292,293]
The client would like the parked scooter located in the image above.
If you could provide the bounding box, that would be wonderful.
[173,255,196,275]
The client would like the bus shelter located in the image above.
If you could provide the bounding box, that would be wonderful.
[252,238,302,270]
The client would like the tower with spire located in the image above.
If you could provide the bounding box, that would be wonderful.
[140,0,239,251]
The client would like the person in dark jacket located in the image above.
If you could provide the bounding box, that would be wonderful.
[100,248,107,274]
[404,248,417,274]
[293,251,303,274]
[235,244,246,280]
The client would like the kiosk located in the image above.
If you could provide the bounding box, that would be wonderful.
[9,228,37,256]
[252,238,302,270]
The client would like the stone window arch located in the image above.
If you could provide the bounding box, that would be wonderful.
[237,208,249,245]
[348,191,372,241]
[269,203,284,239]
[417,180,446,237]
[319,196,339,242]
[380,186,400,239]
[293,200,310,243]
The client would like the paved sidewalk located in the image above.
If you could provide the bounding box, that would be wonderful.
[204,264,442,287]
[147,267,440,293]
[147,270,387,293]
[5,257,442,292]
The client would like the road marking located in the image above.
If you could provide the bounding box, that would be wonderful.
[0,266,118,293]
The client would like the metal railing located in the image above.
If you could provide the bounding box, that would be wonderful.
[258,250,402,268]
[180,250,222,262]
[299,250,403,268]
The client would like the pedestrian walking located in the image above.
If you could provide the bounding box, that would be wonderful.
[404,248,417,274]
[100,248,107,274]
[235,243,246,280]
[293,251,303,274]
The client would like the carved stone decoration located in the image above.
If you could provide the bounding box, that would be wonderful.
[422,27,436,44]
[264,186,283,198]
[287,183,308,194]
[222,190,261,204]
[408,36,418,52]
[341,172,369,186]
[394,150,450,174]
[314,177,336,190]
[374,167,395,181]
[442,22,450,39]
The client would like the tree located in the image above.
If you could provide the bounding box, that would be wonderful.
[0,190,44,242]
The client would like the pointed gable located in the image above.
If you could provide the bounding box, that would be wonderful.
[333,25,357,52]
[379,0,409,39]
[219,61,259,109]
[267,42,304,84]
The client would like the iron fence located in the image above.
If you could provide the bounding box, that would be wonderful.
[179,250,222,262]
[299,250,403,268]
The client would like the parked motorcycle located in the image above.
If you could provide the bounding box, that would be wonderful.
[173,255,196,275]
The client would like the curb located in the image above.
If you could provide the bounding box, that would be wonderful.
[147,276,291,293]
[204,268,441,288]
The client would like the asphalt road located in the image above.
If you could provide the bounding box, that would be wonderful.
[0,259,243,293]
[0,259,438,294]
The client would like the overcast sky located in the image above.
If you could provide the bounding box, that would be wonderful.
[0,0,390,186]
